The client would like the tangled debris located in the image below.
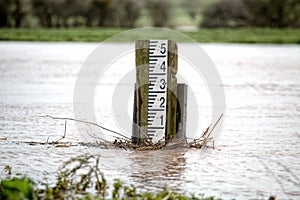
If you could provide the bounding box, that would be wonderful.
[16,114,223,151]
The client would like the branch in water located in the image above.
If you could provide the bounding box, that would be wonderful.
[40,115,131,140]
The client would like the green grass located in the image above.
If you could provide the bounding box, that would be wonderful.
[0,28,125,42]
[0,27,299,43]
[187,28,300,44]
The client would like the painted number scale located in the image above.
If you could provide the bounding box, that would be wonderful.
[147,40,168,143]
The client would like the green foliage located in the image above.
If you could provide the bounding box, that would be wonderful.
[50,154,107,199]
[0,0,31,27]
[243,0,300,28]
[0,0,144,28]
[201,0,300,28]
[1,0,299,29]
[123,184,137,198]
[146,0,172,27]
[0,154,218,200]
[0,177,34,200]
[201,0,249,28]
[112,179,123,198]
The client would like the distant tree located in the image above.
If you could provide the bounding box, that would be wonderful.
[182,0,202,20]
[0,0,31,28]
[10,0,31,27]
[201,0,249,28]
[89,0,112,27]
[58,0,84,27]
[81,0,96,27]
[31,0,78,27]
[31,0,55,27]
[52,0,68,27]
[201,0,300,28]
[114,0,142,28]
[243,0,300,28]
[30,0,120,28]
[146,0,172,27]
[0,0,10,27]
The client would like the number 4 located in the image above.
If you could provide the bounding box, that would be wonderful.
[160,61,166,72]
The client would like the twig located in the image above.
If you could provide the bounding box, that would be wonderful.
[40,115,130,140]
[55,120,67,143]
[200,126,210,139]
[189,113,223,149]
[203,113,223,147]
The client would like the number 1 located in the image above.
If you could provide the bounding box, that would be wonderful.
[160,115,164,125]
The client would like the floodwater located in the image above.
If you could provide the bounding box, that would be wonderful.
[0,42,299,199]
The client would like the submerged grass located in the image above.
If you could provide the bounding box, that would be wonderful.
[0,28,299,43]
[0,154,217,200]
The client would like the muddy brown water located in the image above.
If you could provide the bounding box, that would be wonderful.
[0,42,299,199]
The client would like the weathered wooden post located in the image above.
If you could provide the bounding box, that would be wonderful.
[166,40,178,141]
[134,40,149,145]
[133,40,186,146]
[176,84,188,139]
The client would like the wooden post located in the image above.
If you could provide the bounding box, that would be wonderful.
[132,84,138,144]
[166,40,178,141]
[176,84,187,139]
[135,40,149,145]
[133,40,179,145]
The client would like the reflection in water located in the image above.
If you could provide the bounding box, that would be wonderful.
[128,149,187,192]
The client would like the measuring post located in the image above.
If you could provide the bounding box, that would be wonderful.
[134,40,149,145]
[147,40,168,143]
[133,40,179,145]
[166,40,178,141]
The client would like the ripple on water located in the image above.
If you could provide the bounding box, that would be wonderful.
[0,42,299,199]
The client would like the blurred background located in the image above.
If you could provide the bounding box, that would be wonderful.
[0,0,299,29]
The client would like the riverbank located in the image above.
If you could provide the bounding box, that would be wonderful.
[0,28,299,43]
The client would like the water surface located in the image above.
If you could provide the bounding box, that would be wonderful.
[0,42,299,199]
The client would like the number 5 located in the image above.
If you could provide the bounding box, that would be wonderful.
[160,43,166,54]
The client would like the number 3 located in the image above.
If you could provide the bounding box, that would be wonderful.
[160,79,166,89]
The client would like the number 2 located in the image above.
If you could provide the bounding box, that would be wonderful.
[160,97,165,108]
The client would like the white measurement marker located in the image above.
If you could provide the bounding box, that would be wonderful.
[147,40,168,143]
